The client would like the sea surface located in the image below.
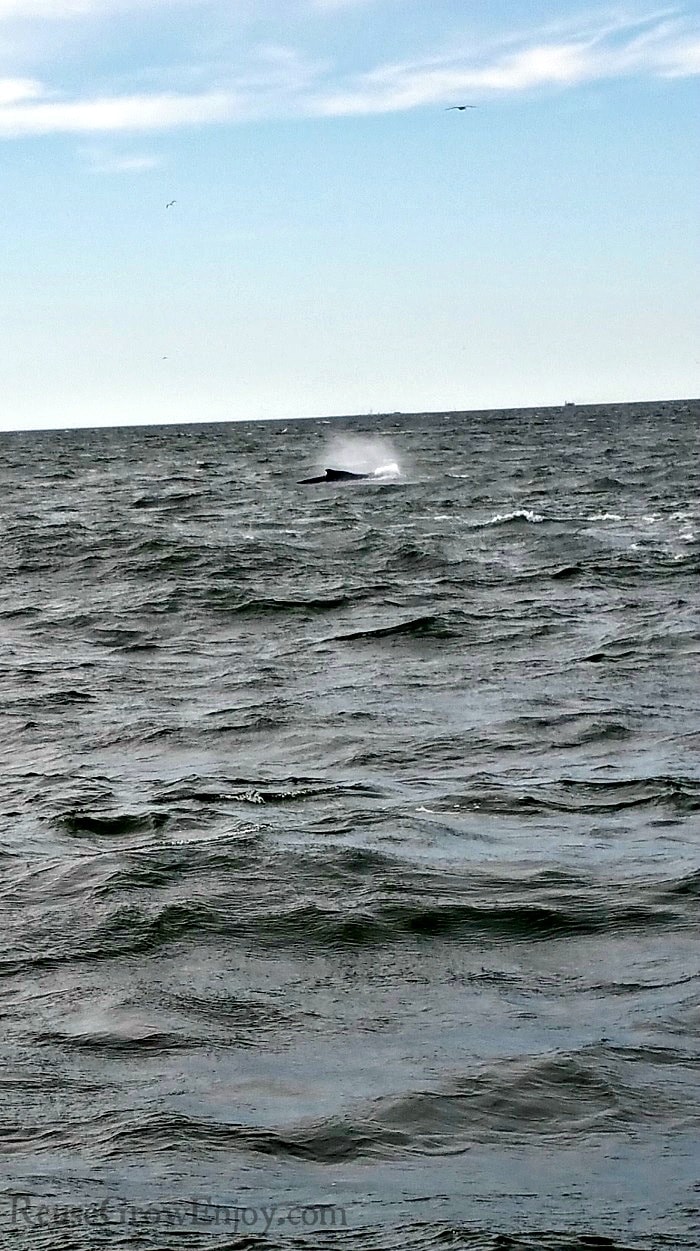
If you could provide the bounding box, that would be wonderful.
[1,400,699,1251]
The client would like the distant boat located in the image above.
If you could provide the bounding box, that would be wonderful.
[564,400,576,408]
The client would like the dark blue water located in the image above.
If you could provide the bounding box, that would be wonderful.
[1,400,699,1250]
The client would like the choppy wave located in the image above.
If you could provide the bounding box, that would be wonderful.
[1,400,699,1250]
[4,844,700,981]
[0,1222,667,1251]
[440,774,700,816]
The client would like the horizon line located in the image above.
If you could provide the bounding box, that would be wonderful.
[0,394,697,436]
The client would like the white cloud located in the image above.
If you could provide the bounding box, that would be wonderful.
[310,0,384,9]
[0,0,208,14]
[661,36,700,72]
[83,145,165,170]
[0,8,698,138]
[307,12,700,115]
[0,0,92,14]
[308,44,595,115]
[0,76,44,102]
[0,88,236,135]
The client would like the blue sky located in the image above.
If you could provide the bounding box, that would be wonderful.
[1,0,698,429]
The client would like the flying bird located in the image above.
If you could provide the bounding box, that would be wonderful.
[165,200,176,208]
[446,105,478,111]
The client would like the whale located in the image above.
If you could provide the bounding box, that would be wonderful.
[299,468,371,484]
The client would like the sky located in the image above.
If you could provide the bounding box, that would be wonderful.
[0,0,698,429]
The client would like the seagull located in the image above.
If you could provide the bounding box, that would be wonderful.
[446,105,478,111]
[165,200,176,208]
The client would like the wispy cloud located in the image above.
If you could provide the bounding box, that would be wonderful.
[661,34,700,73]
[308,12,700,115]
[0,0,92,15]
[0,76,44,102]
[0,0,208,16]
[82,144,165,171]
[310,0,388,9]
[0,8,698,138]
[0,87,237,136]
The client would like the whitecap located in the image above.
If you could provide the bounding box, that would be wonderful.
[471,509,544,528]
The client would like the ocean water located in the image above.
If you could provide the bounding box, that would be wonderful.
[0,399,699,1251]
